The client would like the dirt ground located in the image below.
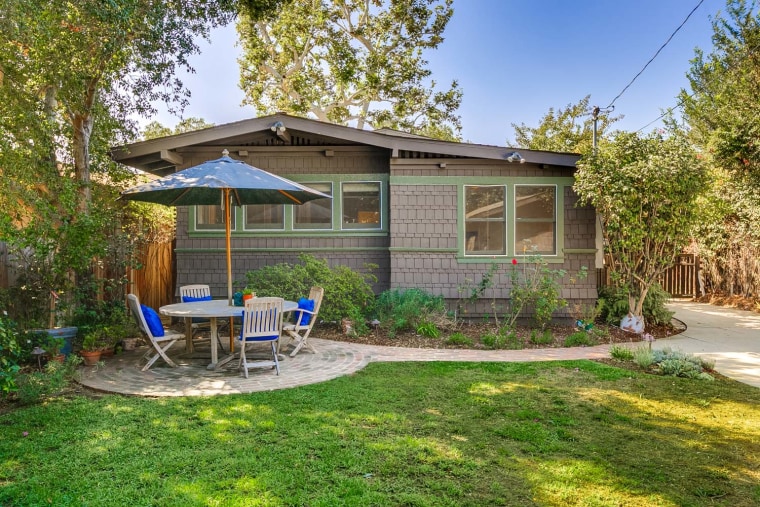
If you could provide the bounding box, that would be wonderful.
[312,318,684,350]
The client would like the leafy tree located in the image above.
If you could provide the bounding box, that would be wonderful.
[679,0,760,297]
[236,0,463,138]
[574,128,708,322]
[680,0,760,182]
[511,95,621,154]
[142,117,215,140]
[0,1,282,325]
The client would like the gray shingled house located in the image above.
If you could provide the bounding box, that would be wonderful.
[112,113,598,318]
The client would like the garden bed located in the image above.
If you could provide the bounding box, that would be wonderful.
[313,319,684,350]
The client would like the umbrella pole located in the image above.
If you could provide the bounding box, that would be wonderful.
[224,188,235,351]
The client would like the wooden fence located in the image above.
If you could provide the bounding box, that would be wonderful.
[596,254,698,297]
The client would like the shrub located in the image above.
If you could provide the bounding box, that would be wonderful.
[446,332,473,347]
[375,288,448,337]
[564,331,592,347]
[245,254,377,326]
[416,321,440,338]
[632,347,655,368]
[15,355,82,405]
[609,344,634,361]
[0,315,22,395]
[530,329,554,345]
[598,283,674,326]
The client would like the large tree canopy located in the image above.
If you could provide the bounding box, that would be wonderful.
[575,129,708,320]
[680,0,760,182]
[236,0,463,138]
[511,96,621,155]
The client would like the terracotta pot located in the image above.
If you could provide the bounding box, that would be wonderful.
[243,293,255,302]
[80,349,102,366]
[49,354,65,364]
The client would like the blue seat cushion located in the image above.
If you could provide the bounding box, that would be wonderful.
[182,294,212,303]
[295,298,315,326]
[141,304,164,337]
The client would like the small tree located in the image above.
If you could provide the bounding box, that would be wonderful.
[574,128,708,325]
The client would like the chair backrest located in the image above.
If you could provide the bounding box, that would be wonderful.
[179,284,211,301]
[296,286,324,329]
[127,293,153,339]
[241,297,284,341]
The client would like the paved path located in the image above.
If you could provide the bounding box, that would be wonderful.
[660,300,760,388]
[78,301,760,396]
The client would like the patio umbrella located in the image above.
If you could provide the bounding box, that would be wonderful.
[120,150,331,306]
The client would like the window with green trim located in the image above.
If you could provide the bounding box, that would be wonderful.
[464,185,506,255]
[342,181,381,230]
[294,182,332,230]
[244,204,284,230]
[514,185,556,255]
[196,205,231,230]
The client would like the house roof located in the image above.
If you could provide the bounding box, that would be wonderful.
[112,113,580,175]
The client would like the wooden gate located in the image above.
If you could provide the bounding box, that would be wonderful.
[597,254,698,297]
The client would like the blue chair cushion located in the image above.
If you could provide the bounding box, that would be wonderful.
[239,310,279,341]
[182,294,212,303]
[295,298,315,326]
[141,304,164,337]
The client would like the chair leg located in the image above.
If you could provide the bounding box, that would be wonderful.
[141,339,178,371]
[271,341,280,375]
[239,341,249,379]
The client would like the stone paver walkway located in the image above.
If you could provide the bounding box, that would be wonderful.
[79,301,760,397]
[78,338,617,397]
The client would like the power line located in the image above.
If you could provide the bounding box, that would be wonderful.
[605,0,706,109]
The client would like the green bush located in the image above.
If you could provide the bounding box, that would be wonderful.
[564,331,592,347]
[0,315,22,395]
[15,355,82,405]
[445,332,473,347]
[529,329,554,345]
[416,321,440,338]
[374,288,447,337]
[245,254,377,326]
[609,344,634,361]
[598,283,674,326]
[632,347,655,368]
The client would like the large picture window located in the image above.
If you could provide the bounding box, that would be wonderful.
[196,205,230,230]
[514,185,556,255]
[294,182,333,230]
[342,181,381,230]
[464,185,506,255]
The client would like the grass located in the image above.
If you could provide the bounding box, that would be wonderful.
[1,361,759,506]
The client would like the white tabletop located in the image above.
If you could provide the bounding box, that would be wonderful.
[160,299,298,318]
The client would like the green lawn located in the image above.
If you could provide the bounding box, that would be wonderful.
[1,361,759,506]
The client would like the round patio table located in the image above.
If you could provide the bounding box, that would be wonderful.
[160,299,297,370]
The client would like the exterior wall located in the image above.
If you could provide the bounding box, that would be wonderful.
[169,145,597,320]
[173,146,391,299]
[388,159,597,319]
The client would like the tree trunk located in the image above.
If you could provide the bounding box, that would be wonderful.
[72,113,92,213]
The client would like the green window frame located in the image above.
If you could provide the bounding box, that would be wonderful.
[188,175,387,236]
[514,184,557,256]
[464,185,507,256]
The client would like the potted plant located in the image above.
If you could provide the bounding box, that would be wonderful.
[242,288,256,302]
[44,335,66,363]
[80,331,102,366]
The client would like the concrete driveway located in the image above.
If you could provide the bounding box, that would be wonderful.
[661,300,760,388]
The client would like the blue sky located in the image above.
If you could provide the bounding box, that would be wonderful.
[146,0,725,147]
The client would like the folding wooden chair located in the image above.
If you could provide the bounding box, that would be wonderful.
[237,297,283,378]
[282,286,324,357]
[179,284,226,350]
[127,294,182,371]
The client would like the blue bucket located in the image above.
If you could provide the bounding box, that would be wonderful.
[44,327,78,356]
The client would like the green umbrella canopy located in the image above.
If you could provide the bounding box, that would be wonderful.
[120,155,331,206]
[121,153,331,306]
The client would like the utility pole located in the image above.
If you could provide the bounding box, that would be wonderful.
[591,105,613,154]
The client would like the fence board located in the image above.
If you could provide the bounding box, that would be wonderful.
[597,254,697,298]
